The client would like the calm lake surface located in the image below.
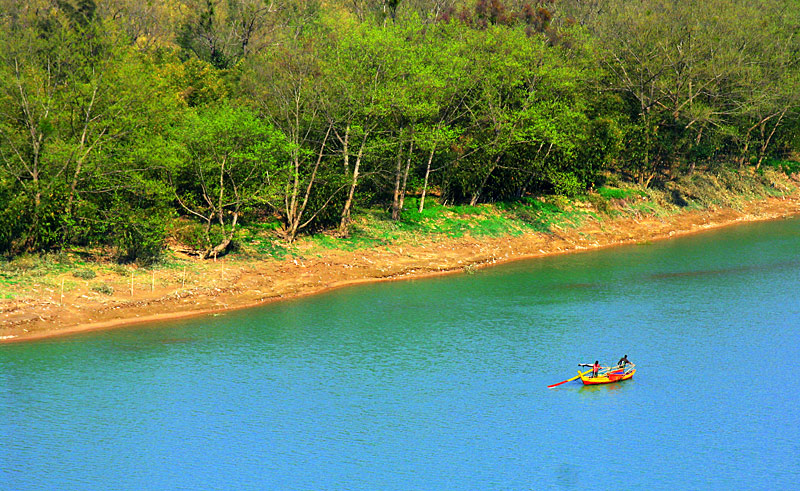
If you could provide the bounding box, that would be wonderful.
[2,217,800,489]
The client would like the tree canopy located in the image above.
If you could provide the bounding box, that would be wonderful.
[1,0,798,259]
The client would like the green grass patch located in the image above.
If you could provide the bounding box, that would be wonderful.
[0,253,74,277]
[597,186,647,200]
[0,272,19,287]
[244,237,291,259]
[762,158,800,176]
[309,230,388,251]
[626,201,673,217]
[152,254,193,270]
[468,215,526,238]
[247,219,283,231]
[72,269,96,280]
[497,197,588,233]
[238,223,291,259]
[400,199,534,237]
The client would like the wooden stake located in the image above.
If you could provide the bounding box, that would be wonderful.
[60,278,64,306]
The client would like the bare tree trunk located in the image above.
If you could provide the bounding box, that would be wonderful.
[66,87,99,218]
[285,102,302,238]
[470,156,500,206]
[286,123,332,241]
[755,108,787,170]
[339,130,368,234]
[201,157,232,259]
[419,146,435,213]
[338,124,350,173]
[11,60,49,251]
[741,112,781,169]
[286,149,301,238]
[640,110,651,186]
[397,139,414,216]
[392,137,414,220]
[204,210,239,259]
[391,136,405,220]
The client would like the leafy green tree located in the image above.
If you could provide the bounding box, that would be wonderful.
[437,22,593,203]
[402,21,471,212]
[725,1,800,169]
[0,4,177,253]
[586,0,800,180]
[0,8,73,251]
[171,103,287,258]
[96,0,185,49]
[241,25,351,242]
[177,0,298,69]
[317,19,399,232]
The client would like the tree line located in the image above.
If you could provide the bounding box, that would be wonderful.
[1,0,798,261]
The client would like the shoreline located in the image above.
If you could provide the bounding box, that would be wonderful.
[3,194,800,344]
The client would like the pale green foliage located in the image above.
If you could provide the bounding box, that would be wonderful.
[170,103,288,256]
[0,0,798,258]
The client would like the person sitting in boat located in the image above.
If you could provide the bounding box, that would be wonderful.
[617,354,631,368]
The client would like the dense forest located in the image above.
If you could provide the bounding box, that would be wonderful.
[1,0,798,262]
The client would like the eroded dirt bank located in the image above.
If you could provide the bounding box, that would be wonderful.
[3,195,799,343]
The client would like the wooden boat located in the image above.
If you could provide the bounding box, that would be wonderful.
[579,363,636,385]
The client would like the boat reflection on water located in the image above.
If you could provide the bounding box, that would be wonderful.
[578,379,632,394]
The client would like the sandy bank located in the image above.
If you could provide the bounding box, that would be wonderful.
[2,194,799,343]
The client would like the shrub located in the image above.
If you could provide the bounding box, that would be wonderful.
[546,194,571,210]
[72,269,96,280]
[91,284,114,295]
[586,192,612,215]
[550,171,583,197]
[170,219,211,250]
[112,210,170,265]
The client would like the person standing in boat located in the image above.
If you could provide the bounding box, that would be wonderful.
[617,354,631,368]
[579,360,602,377]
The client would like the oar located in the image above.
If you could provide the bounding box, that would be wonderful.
[547,369,591,388]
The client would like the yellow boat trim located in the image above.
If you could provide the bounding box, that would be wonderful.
[579,364,636,384]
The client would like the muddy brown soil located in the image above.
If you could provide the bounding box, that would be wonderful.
[3,195,799,343]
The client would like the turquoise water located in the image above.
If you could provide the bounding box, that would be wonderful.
[2,218,800,489]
